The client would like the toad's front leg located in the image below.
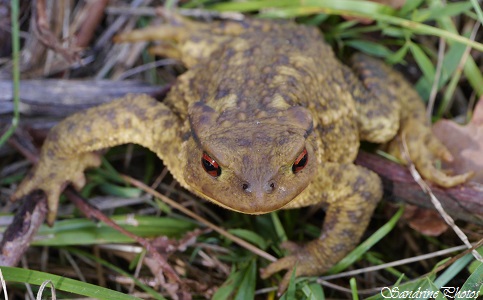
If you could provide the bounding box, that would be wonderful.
[12,94,183,225]
[261,163,382,293]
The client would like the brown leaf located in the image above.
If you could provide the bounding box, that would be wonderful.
[433,99,483,183]
[404,205,448,236]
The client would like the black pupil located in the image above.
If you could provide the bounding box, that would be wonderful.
[203,157,221,176]
[292,152,308,173]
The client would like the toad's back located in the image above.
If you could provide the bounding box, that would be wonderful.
[164,18,360,164]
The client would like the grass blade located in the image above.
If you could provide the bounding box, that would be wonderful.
[1,266,142,300]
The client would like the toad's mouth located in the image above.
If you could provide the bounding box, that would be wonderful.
[190,185,303,215]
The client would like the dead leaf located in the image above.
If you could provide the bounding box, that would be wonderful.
[433,98,483,183]
[404,205,448,236]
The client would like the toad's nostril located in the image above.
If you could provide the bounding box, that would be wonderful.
[242,181,276,194]
[242,182,250,192]
[264,181,276,194]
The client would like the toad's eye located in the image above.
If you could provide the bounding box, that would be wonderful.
[202,153,221,177]
[292,148,308,174]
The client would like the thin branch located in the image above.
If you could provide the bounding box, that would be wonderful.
[121,174,278,263]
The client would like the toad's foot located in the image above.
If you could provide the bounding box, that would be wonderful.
[388,119,474,187]
[260,240,334,295]
[12,152,101,225]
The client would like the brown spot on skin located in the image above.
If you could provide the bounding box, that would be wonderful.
[216,88,230,100]
[278,136,289,145]
[352,176,366,192]
[254,132,272,144]
[285,75,297,87]
[224,47,236,59]
[66,121,76,133]
[341,229,355,239]
[373,123,384,131]
[346,210,363,223]
[361,191,376,202]
[323,214,340,233]
[276,54,289,65]
[47,149,55,159]
[99,110,118,130]
[331,243,346,253]
[318,124,335,135]
[154,109,171,120]
[214,137,230,147]
[163,120,175,128]
[366,109,383,118]
[198,115,212,126]
[182,132,191,142]
[124,119,132,129]
[324,165,338,177]
[332,172,342,185]
[85,138,100,148]
[237,138,252,147]
[132,105,147,120]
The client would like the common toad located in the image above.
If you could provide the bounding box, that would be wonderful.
[13,14,472,292]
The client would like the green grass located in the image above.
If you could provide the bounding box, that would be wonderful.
[1,266,144,300]
[2,0,482,299]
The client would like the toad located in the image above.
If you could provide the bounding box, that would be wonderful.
[13,14,471,292]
